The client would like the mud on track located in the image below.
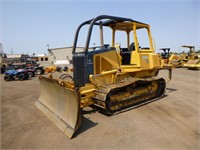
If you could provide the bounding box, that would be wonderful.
[1,68,200,149]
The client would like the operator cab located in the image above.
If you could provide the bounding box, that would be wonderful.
[160,48,170,59]
[72,15,156,87]
[110,21,153,66]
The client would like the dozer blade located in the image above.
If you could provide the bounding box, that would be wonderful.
[35,76,81,139]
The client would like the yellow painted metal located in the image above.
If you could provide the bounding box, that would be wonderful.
[36,76,81,139]
[45,65,56,73]
[184,59,200,70]
[80,88,95,95]
[120,53,161,73]
[89,69,118,87]
[161,53,188,68]
[36,16,172,139]
[93,50,121,74]
[185,59,199,64]
[180,45,200,69]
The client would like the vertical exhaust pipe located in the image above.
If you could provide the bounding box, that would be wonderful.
[99,21,104,46]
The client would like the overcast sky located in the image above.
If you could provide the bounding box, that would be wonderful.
[1,0,199,55]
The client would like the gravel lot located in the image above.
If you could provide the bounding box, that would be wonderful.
[1,68,200,149]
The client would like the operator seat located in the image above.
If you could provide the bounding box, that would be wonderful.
[128,42,135,51]
[121,42,135,65]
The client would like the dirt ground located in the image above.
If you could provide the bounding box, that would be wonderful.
[1,68,200,150]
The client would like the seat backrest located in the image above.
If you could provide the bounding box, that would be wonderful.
[128,42,135,51]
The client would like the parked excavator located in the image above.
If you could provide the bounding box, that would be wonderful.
[36,15,172,139]
[182,45,200,70]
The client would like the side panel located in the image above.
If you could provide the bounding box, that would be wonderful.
[140,53,161,69]
[149,54,162,69]
[130,51,161,69]
[140,54,150,69]
[93,50,121,74]
[73,47,119,87]
[130,51,141,67]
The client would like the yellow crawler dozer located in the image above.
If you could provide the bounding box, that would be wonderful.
[36,15,172,138]
[160,48,187,68]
